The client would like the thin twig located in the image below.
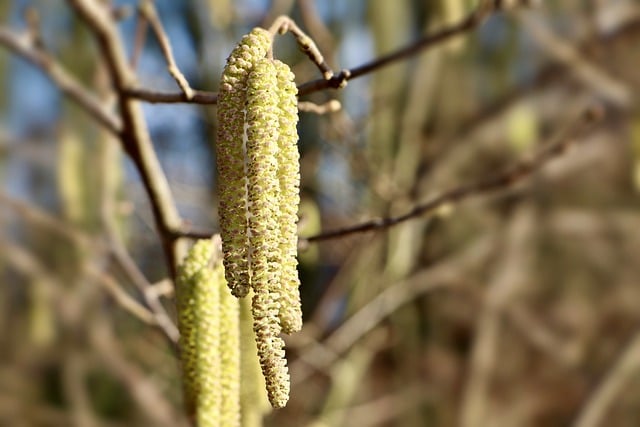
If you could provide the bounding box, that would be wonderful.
[0,27,121,134]
[138,0,194,99]
[269,15,334,79]
[300,105,603,244]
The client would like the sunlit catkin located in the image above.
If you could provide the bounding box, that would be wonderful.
[274,59,302,334]
[217,28,272,298]
[216,25,305,410]
[246,58,291,408]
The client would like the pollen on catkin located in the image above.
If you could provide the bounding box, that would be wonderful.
[273,59,302,334]
[217,28,272,298]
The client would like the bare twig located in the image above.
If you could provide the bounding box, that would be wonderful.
[0,27,121,134]
[107,235,180,344]
[90,314,181,427]
[300,105,603,244]
[138,0,194,99]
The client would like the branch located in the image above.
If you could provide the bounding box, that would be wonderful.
[301,105,604,244]
[123,86,218,104]
[124,1,531,105]
[0,27,121,134]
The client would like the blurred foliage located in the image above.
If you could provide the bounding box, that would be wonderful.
[2,0,640,426]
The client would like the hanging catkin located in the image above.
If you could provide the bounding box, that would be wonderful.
[216,26,303,409]
[217,28,272,298]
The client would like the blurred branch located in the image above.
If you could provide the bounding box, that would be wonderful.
[572,327,640,427]
[123,86,218,104]
[86,264,157,326]
[90,314,182,427]
[300,104,604,244]
[124,0,533,104]
[0,27,121,134]
[518,10,632,107]
[291,235,496,385]
[460,207,535,427]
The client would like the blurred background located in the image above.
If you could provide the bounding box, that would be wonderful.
[2,0,640,426]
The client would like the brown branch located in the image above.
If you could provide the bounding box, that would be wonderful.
[0,27,121,134]
[269,15,334,79]
[67,0,184,277]
[301,105,604,244]
[123,86,218,104]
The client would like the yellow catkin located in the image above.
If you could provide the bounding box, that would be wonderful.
[246,58,290,408]
[217,28,272,298]
[176,240,220,421]
[273,59,303,334]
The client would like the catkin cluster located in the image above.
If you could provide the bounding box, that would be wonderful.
[176,237,240,427]
[216,27,302,409]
